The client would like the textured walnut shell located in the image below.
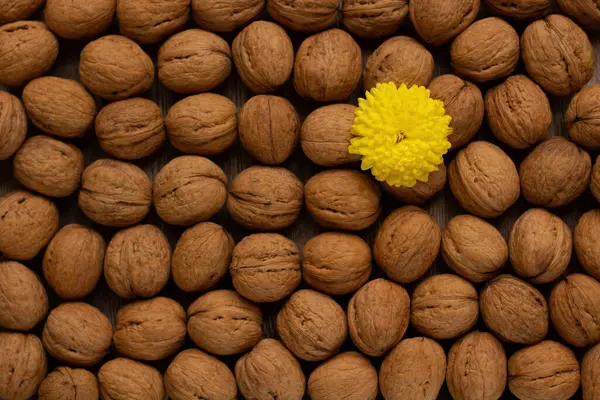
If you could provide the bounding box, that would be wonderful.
[44,0,116,39]
[294,29,362,102]
[153,156,227,226]
[79,35,154,101]
[485,75,552,149]
[165,349,237,400]
[0,190,59,261]
[22,76,96,139]
[508,341,580,400]
[566,85,600,151]
[520,137,591,208]
[230,233,301,303]
[14,135,84,198]
[343,0,408,39]
[104,224,171,299]
[236,338,305,400]
[374,206,440,283]
[188,290,262,355]
[158,29,231,94]
[575,210,600,279]
[0,261,48,331]
[380,337,447,400]
[583,343,600,400]
[364,36,434,91]
[348,279,410,356]
[0,0,44,24]
[485,0,551,19]
[449,141,520,218]
[0,91,27,160]
[95,98,165,160]
[556,0,600,31]
[117,0,189,44]
[43,224,105,300]
[38,367,98,400]
[0,333,47,400]
[172,222,234,292]
[267,0,338,32]
[42,303,112,367]
[0,21,58,88]
[276,289,347,361]
[522,15,595,96]
[409,0,479,46]
[192,0,263,32]
[509,209,572,284]
[98,358,165,400]
[79,159,152,227]
[593,157,600,202]
[384,164,446,204]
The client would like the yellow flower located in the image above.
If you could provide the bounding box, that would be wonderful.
[349,82,452,188]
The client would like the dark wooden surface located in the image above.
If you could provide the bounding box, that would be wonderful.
[1,4,599,400]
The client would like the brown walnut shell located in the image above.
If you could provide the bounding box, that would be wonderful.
[192,0,264,32]
[383,164,447,204]
[117,0,189,44]
[0,333,47,400]
[593,156,600,202]
[0,0,44,24]
[583,343,600,400]
[267,0,338,33]
[556,0,600,31]
[38,367,98,400]
[44,0,116,40]
[0,91,27,160]
[98,358,166,400]
[343,0,408,39]
[409,0,480,46]
[566,84,600,151]
[485,0,551,20]
[575,210,600,279]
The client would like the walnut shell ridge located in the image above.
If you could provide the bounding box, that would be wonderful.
[98,358,166,400]
[593,156,600,203]
[192,0,264,32]
[409,0,480,46]
[583,343,600,400]
[0,333,47,400]
[267,0,338,33]
[117,0,189,44]
[0,91,27,160]
[556,0,600,31]
[343,0,408,39]
[44,0,116,40]
[485,0,551,20]
[38,367,99,400]
[575,210,600,279]
[0,0,44,24]
[383,164,447,204]
[566,84,600,151]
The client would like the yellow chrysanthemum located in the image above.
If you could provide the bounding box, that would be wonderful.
[349,82,452,188]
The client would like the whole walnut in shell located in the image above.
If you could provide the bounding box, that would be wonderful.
[593,157,600,202]
[153,156,227,226]
[0,190,59,261]
[343,0,408,39]
[104,224,171,299]
[508,341,580,400]
[0,0,44,24]
[509,209,572,284]
[556,0,600,31]
[575,210,600,279]
[95,98,165,160]
[451,17,519,83]
[38,367,98,400]
[409,0,480,46]
[583,343,600,400]
[188,290,262,356]
[305,169,381,231]
[42,303,112,367]
[230,233,301,303]
[0,21,58,88]
[114,297,186,361]
[294,29,362,102]
[43,224,105,300]
[383,164,447,204]
[0,261,48,331]
[380,337,447,400]
[268,0,338,32]
[14,135,84,198]
[0,333,47,400]
[364,36,434,91]
[566,84,600,151]
[522,15,595,96]
[276,289,347,361]
[79,35,154,101]
[520,137,591,208]
[22,77,96,139]
[236,339,305,400]
[79,159,152,228]
[98,358,165,400]
[485,75,552,149]
[374,206,440,283]
[485,0,551,20]
[192,0,264,32]
[0,91,27,160]
[117,0,189,44]
[44,0,116,39]
[308,352,379,400]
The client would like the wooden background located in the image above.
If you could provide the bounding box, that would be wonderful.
[1,4,599,400]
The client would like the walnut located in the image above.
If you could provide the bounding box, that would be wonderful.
[22,76,96,139]
[188,290,262,355]
[308,352,378,400]
[451,17,519,83]
[230,233,301,303]
[384,164,446,205]
[0,0,44,24]
[449,141,520,218]
[38,367,98,400]
[117,0,189,44]
[481,275,548,344]
[575,210,600,279]
[153,156,227,226]
[566,84,600,151]
[294,29,362,102]
[442,214,507,282]
[79,35,154,101]
[522,15,595,96]
[380,337,447,400]
[13,135,84,198]
[235,339,305,400]
[485,75,552,149]
[509,208,572,284]
[364,36,434,91]
[104,224,171,299]
[343,0,408,39]
[267,0,338,32]
[409,0,479,46]
[0,261,48,331]
[98,358,165,400]
[593,157,600,202]
[192,0,264,32]
[95,98,165,160]
[0,91,27,160]
[556,0,600,31]
[583,343,600,400]
[508,341,580,400]
[44,0,116,40]
[0,190,59,261]
[447,331,507,400]
[79,159,152,228]
[0,21,58,88]
[172,222,234,292]
[374,206,440,283]
[0,333,47,400]
[42,302,112,367]
[158,29,231,94]
[305,169,381,231]
[485,0,551,19]
[520,137,591,208]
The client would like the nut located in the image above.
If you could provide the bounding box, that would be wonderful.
[117,0,189,44]
[0,0,44,24]
[98,358,165,400]
[267,0,338,32]
[0,91,27,160]
[583,343,600,400]
[192,0,264,32]
[294,29,362,102]
[566,84,600,151]
[343,0,408,39]
[38,367,98,400]
[485,0,551,19]
[575,210,600,279]
[44,0,116,39]
[593,157,600,202]
[0,333,47,400]
[556,0,600,31]
[276,289,347,361]
[409,0,480,46]
[383,164,447,204]
[230,233,301,302]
